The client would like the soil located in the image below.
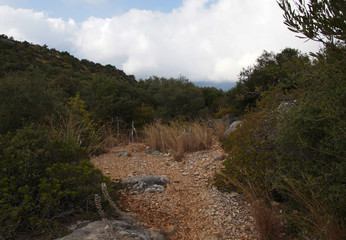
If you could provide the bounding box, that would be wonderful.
[91,140,258,240]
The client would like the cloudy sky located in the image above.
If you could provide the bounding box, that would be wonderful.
[0,0,321,84]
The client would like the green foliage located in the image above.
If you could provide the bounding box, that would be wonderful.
[0,126,119,239]
[81,74,140,124]
[0,72,62,134]
[140,76,207,120]
[53,93,105,155]
[0,35,225,127]
[214,106,240,119]
[202,87,226,115]
[215,92,284,192]
[278,0,346,45]
[133,104,156,128]
[225,48,311,113]
[273,45,346,235]
[217,44,346,238]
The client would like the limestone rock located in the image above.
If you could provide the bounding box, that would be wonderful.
[122,175,169,193]
[223,120,242,138]
[55,220,166,240]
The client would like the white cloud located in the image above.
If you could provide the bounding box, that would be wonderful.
[0,0,321,82]
[0,5,77,50]
[63,0,109,5]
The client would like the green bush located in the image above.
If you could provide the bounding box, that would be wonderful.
[216,45,345,239]
[0,126,119,239]
[214,107,240,119]
[215,94,284,192]
[133,104,155,128]
[53,93,104,155]
[0,72,63,134]
[273,48,346,236]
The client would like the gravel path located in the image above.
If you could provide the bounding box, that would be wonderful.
[91,142,258,240]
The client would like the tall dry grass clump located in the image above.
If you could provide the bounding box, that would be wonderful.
[279,176,345,240]
[143,121,213,161]
[217,173,283,240]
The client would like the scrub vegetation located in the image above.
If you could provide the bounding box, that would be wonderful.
[0,0,345,239]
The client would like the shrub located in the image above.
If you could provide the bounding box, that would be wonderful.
[214,92,286,192]
[273,53,346,237]
[0,126,119,239]
[133,104,155,128]
[214,107,240,119]
[52,93,104,155]
[0,72,62,134]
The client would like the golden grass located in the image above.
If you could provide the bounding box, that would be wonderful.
[281,176,345,240]
[218,173,283,240]
[143,121,213,161]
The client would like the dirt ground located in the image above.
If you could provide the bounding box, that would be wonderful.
[91,141,257,240]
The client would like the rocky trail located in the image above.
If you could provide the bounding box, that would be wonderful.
[90,140,258,240]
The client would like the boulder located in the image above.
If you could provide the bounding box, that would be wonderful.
[277,101,296,113]
[222,120,242,138]
[122,175,169,194]
[55,220,166,240]
[223,114,237,127]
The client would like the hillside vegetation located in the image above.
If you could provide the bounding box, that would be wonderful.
[0,0,345,239]
[0,33,227,239]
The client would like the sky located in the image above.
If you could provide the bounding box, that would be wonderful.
[0,0,322,85]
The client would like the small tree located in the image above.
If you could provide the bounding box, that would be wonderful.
[277,0,346,45]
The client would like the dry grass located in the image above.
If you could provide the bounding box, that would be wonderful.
[251,200,283,240]
[218,173,283,240]
[51,110,104,155]
[281,176,345,240]
[143,121,213,161]
[214,120,226,141]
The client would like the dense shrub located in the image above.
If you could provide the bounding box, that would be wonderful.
[225,48,310,113]
[273,46,346,237]
[133,104,155,128]
[216,45,345,239]
[0,126,119,239]
[215,92,284,192]
[0,72,62,134]
[53,93,105,155]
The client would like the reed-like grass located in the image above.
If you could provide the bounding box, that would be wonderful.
[143,121,213,161]
[280,176,345,240]
[217,172,283,240]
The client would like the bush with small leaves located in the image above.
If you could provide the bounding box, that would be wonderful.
[0,126,120,239]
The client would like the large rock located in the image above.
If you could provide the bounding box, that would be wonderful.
[55,220,166,240]
[222,120,242,138]
[122,175,169,194]
[223,114,238,127]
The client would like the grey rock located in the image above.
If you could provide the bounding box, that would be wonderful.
[223,114,237,127]
[122,175,168,193]
[144,149,153,154]
[118,152,129,157]
[223,120,242,138]
[144,184,166,193]
[277,101,296,113]
[229,192,240,198]
[55,220,166,240]
[152,151,161,156]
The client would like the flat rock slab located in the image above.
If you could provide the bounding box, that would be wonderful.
[55,220,166,240]
[122,175,169,193]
